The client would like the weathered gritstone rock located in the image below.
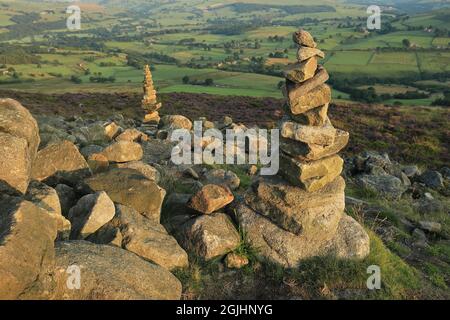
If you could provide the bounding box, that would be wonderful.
[84,168,165,221]
[101,140,143,163]
[234,202,369,268]
[293,29,317,47]
[245,176,345,237]
[288,103,330,126]
[356,174,407,200]
[110,161,160,183]
[115,128,149,143]
[0,132,32,195]
[87,153,109,173]
[281,121,337,146]
[280,129,349,161]
[0,196,57,299]
[43,241,182,300]
[160,114,193,131]
[104,122,121,140]
[296,46,325,61]
[0,98,40,160]
[31,140,92,187]
[279,154,343,192]
[283,67,329,103]
[179,212,240,260]
[0,98,40,194]
[25,181,71,240]
[284,57,317,83]
[205,169,240,190]
[55,184,77,217]
[187,184,234,214]
[68,191,116,240]
[107,204,188,270]
[288,84,331,115]
[225,253,249,269]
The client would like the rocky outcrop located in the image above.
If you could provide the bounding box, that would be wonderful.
[0,196,57,299]
[187,184,234,214]
[40,241,182,300]
[0,98,40,194]
[31,140,91,187]
[84,168,165,221]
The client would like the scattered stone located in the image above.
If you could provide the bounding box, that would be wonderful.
[101,140,143,163]
[80,144,104,158]
[25,181,71,240]
[205,169,240,190]
[104,122,121,140]
[418,170,444,189]
[111,160,160,182]
[183,167,200,180]
[87,153,109,173]
[440,167,450,180]
[68,191,115,239]
[55,184,77,217]
[180,213,240,260]
[412,228,428,248]
[402,165,421,178]
[160,115,192,130]
[356,174,406,199]
[187,184,234,214]
[115,128,149,142]
[31,140,91,187]
[418,221,442,233]
[111,204,188,270]
[84,168,165,221]
[248,165,258,176]
[225,253,249,269]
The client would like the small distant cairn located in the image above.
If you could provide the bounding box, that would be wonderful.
[141,64,162,126]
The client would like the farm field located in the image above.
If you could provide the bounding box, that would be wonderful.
[0,0,448,106]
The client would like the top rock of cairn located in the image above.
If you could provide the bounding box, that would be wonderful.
[280,29,349,192]
[141,65,161,125]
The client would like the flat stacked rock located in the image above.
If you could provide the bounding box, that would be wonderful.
[234,30,370,267]
[141,65,161,127]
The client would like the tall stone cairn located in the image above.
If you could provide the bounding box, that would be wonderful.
[279,29,349,190]
[142,64,162,125]
[235,29,370,268]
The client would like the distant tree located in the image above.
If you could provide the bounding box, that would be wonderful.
[70,75,82,84]
[402,39,411,48]
[204,78,214,86]
[277,81,284,89]
[182,75,190,84]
